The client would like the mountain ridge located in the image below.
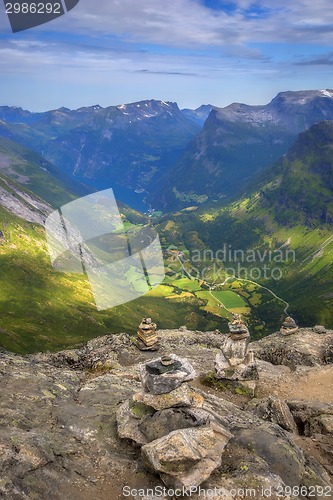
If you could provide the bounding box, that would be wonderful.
[152,89,333,210]
[0,99,201,197]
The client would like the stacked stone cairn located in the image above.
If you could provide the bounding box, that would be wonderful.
[215,313,258,385]
[280,316,299,336]
[116,353,232,491]
[135,317,159,350]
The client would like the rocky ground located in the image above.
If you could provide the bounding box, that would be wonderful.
[0,327,332,499]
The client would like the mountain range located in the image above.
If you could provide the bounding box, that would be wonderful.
[1,91,333,500]
[152,89,333,210]
[2,90,333,211]
[1,90,333,351]
[0,100,203,204]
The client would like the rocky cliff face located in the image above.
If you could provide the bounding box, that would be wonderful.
[0,327,332,499]
[153,90,333,210]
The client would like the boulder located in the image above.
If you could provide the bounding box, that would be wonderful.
[247,397,298,434]
[115,400,150,446]
[287,400,333,436]
[235,423,306,487]
[314,325,327,334]
[252,329,333,367]
[215,350,258,381]
[141,424,232,490]
[133,383,204,410]
[139,407,210,441]
[140,354,196,394]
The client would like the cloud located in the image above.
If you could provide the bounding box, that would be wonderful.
[295,53,333,66]
[1,0,333,111]
[134,69,200,76]
[2,0,333,51]
[34,0,333,47]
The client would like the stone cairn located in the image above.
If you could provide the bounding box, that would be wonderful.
[280,316,299,336]
[135,317,159,351]
[215,313,258,384]
[116,354,232,491]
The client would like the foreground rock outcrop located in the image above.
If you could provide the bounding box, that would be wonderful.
[117,354,233,490]
[0,326,332,499]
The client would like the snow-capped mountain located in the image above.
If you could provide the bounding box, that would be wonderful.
[151,90,333,209]
[0,100,201,194]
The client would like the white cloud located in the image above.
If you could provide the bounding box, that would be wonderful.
[31,0,333,47]
[1,0,333,111]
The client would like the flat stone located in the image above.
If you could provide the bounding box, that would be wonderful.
[132,383,204,410]
[139,407,210,441]
[140,354,196,395]
[132,338,160,351]
[247,397,298,434]
[229,332,250,340]
[116,400,149,446]
[141,424,233,491]
[280,327,299,336]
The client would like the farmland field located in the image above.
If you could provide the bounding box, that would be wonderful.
[211,290,247,308]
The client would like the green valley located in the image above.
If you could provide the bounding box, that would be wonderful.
[1,104,333,353]
[157,121,333,332]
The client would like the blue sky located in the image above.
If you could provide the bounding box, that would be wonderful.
[1,0,333,111]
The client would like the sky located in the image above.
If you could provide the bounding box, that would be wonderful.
[1,0,333,111]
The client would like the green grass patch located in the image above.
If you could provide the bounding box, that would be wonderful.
[211,291,247,308]
[171,277,201,292]
[200,371,254,397]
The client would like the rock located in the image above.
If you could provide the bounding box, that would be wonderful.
[324,344,333,364]
[252,329,333,367]
[132,337,160,351]
[214,314,258,383]
[228,313,250,339]
[247,396,298,434]
[133,383,204,410]
[139,407,210,441]
[309,415,333,435]
[280,316,299,336]
[140,354,196,394]
[137,317,158,348]
[221,335,250,363]
[0,329,332,499]
[235,423,306,487]
[215,334,258,382]
[112,399,151,446]
[215,350,258,381]
[314,325,327,334]
[287,400,333,436]
[141,424,232,490]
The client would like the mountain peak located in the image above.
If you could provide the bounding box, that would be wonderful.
[270,89,333,106]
